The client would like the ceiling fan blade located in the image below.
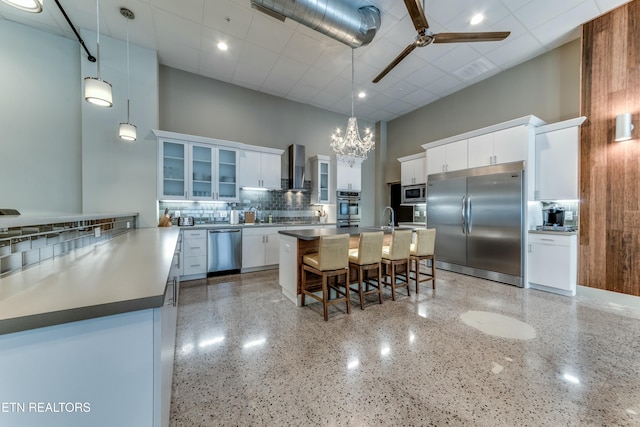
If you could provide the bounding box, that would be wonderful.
[433,32,510,43]
[372,43,417,83]
[403,0,429,32]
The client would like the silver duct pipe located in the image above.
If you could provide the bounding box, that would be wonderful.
[251,0,381,48]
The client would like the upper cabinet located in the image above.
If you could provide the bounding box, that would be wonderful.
[154,130,284,201]
[468,126,527,168]
[159,140,238,201]
[426,139,467,175]
[310,155,331,203]
[399,153,426,186]
[335,156,362,191]
[238,151,282,190]
[534,118,586,200]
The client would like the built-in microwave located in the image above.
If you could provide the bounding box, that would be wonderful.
[402,184,426,204]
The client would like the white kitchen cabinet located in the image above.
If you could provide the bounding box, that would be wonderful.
[336,156,362,191]
[468,126,526,168]
[310,155,331,203]
[527,232,577,296]
[181,229,207,278]
[242,227,284,270]
[158,139,238,202]
[427,139,467,174]
[535,126,580,200]
[239,151,282,190]
[399,153,426,185]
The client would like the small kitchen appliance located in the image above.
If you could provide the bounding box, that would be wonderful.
[178,216,195,226]
[401,184,426,204]
[229,209,239,225]
[543,206,565,227]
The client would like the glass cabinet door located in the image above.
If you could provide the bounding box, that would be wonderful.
[319,161,329,203]
[191,144,213,199]
[161,141,187,199]
[216,148,238,200]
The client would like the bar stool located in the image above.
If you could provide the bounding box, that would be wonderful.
[301,234,350,321]
[381,229,412,301]
[348,231,384,310]
[409,228,436,293]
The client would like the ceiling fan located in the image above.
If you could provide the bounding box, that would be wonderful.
[372,0,510,83]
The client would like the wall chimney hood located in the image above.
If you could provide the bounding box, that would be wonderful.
[288,144,306,191]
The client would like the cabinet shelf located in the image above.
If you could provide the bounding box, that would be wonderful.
[163,156,184,161]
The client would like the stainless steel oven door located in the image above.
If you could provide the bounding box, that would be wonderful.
[337,199,361,221]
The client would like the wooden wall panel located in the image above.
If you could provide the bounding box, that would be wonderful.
[580,0,640,296]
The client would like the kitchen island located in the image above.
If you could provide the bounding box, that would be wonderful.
[0,226,180,427]
[278,226,413,305]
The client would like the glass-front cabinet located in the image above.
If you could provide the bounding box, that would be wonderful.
[311,155,330,204]
[159,139,238,201]
[160,141,188,199]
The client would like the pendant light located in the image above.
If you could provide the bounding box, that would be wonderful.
[119,8,137,141]
[330,48,374,167]
[1,0,42,13]
[84,0,112,107]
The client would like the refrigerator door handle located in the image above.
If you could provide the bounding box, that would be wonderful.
[467,196,473,234]
[461,195,467,234]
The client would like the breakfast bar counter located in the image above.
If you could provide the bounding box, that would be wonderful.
[278,226,415,305]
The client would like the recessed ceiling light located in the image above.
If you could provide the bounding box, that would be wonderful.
[470,13,484,26]
[217,41,228,51]
[358,91,366,98]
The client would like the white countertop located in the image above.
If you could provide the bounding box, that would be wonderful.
[0,227,180,335]
[529,229,577,236]
[0,212,138,229]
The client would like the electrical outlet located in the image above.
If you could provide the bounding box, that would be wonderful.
[175,210,180,217]
[94,227,101,238]
[126,222,130,229]
[565,211,574,220]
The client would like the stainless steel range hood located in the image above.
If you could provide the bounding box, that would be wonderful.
[288,144,306,191]
[251,0,380,48]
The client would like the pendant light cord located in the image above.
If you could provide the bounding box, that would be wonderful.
[350,48,355,117]
[96,0,101,78]
[126,18,130,121]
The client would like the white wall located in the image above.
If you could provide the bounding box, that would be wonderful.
[80,30,159,228]
[0,20,82,214]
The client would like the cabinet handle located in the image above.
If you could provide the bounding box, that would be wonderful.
[176,252,180,269]
[185,191,187,197]
[173,277,177,307]
[541,238,555,242]
[266,235,269,243]
[191,264,200,267]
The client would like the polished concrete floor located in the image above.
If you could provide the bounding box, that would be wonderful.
[170,268,640,426]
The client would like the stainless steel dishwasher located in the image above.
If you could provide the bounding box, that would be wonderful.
[207,229,242,276]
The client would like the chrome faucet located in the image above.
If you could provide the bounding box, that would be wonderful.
[383,206,395,230]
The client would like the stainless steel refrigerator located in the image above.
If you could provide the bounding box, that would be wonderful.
[427,162,524,287]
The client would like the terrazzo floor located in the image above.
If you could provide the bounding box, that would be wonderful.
[170,268,640,426]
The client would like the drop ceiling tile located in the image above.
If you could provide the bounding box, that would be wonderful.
[443,0,511,31]
[430,45,481,74]
[500,0,534,13]
[245,12,294,54]
[422,74,465,96]
[151,0,204,24]
[423,0,469,27]
[267,56,309,83]
[404,63,447,87]
[402,88,440,106]
[153,7,202,49]
[411,42,456,63]
[595,0,633,13]
[484,32,545,68]
[200,27,243,55]
[282,32,327,65]
[287,82,323,103]
[358,38,409,69]
[470,14,529,55]
[514,0,584,30]
[313,44,351,73]
[382,80,421,100]
[203,0,253,40]
[383,14,422,48]
[532,1,600,48]
[310,90,343,110]
[297,67,338,91]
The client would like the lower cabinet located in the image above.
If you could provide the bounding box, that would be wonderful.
[181,229,207,278]
[242,227,284,270]
[527,232,577,296]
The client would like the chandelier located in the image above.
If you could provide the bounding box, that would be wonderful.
[330,49,374,166]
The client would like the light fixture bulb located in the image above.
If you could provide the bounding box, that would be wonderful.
[84,77,113,107]
[1,0,42,13]
[358,91,366,98]
[119,122,137,141]
[470,13,484,26]
[217,41,228,51]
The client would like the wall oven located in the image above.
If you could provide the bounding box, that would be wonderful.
[336,190,361,225]
[402,184,426,204]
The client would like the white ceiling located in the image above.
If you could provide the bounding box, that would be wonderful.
[0,0,631,122]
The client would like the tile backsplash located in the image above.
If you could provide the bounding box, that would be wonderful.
[159,180,329,225]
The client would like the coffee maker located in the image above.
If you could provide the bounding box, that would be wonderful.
[543,205,565,227]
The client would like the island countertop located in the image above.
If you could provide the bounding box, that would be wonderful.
[0,227,180,335]
[278,226,417,241]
